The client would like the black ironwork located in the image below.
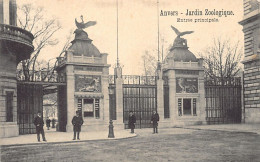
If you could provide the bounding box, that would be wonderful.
[122,75,157,85]
[205,76,241,86]
[205,77,242,124]
[123,85,157,128]
[17,70,66,83]
[17,84,43,134]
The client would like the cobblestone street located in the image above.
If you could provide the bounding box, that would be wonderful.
[1,128,260,162]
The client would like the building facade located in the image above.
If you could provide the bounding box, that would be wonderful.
[239,0,260,123]
[0,0,34,137]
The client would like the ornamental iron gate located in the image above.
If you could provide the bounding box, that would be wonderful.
[17,84,43,134]
[122,75,157,129]
[17,70,66,134]
[205,77,242,124]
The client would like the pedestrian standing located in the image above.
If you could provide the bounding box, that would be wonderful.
[46,117,51,130]
[51,118,56,128]
[128,111,136,133]
[72,111,84,140]
[33,111,47,142]
[151,110,159,134]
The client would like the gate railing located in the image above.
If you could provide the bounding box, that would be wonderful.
[205,77,242,124]
[122,75,157,85]
[17,70,66,83]
[205,76,241,86]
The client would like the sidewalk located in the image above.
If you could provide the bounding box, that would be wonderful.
[0,129,136,146]
[180,123,260,134]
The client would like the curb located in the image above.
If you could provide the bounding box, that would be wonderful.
[0,134,137,147]
[179,127,259,135]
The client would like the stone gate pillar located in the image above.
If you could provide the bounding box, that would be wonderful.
[66,65,75,132]
[56,19,111,132]
[162,26,206,126]
[156,68,164,119]
[113,66,124,130]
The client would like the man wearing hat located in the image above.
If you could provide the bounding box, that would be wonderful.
[151,110,160,134]
[72,111,84,140]
[33,111,47,142]
[128,111,136,133]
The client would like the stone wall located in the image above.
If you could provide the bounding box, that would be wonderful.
[0,51,19,137]
[239,0,260,123]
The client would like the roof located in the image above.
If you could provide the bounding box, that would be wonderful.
[68,29,101,57]
[165,47,197,62]
[69,41,101,57]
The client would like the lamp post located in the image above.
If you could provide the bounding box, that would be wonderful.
[108,119,115,138]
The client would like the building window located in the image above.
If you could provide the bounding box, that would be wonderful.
[183,99,192,115]
[178,98,182,116]
[77,99,82,116]
[95,99,100,118]
[178,98,197,116]
[193,98,197,116]
[77,98,100,118]
[83,99,94,117]
[6,91,13,122]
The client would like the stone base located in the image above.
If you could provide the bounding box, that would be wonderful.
[173,120,203,127]
[0,123,19,138]
[245,108,260,124]
[112,120,125,130]
[66,123,108,132]
[158,120,173,128]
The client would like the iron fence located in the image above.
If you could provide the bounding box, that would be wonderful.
[122,75,157,85]
[205,77,242,124]
[123,85,157,128]
[17,70,66,83]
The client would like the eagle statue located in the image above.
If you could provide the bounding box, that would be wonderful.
[170,25,194,48]
[75,15,97,30]
[171,25,194,38]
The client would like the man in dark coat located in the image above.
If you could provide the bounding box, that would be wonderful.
[51,118,56,128]
[46,117,51,130]
[34,112,47,142]
[151,110,159,134]
[128,111,136,133]
[72,111,84,140]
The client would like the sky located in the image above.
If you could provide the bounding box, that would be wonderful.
[17,0,244,75]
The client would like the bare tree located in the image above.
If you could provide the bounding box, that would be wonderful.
[41,33,73,82]
[200,38,242,84]
[17,3,61,81]
[141,51,157,76]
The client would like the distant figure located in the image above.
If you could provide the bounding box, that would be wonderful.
[128,111,136,133]
[151,110,160,134]
[72,111,84,140]
[33,111,47,142]
[46,117,51,130]
[51,118,56,128]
